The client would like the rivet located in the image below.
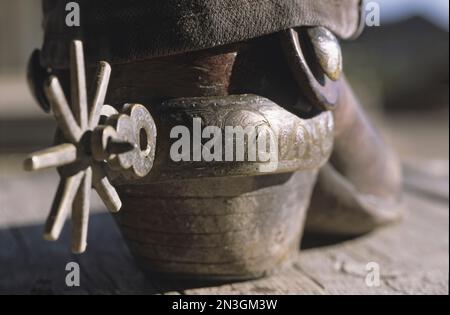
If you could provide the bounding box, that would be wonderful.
[307,27,343,81]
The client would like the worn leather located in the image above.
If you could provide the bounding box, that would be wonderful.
[41,0,363,68]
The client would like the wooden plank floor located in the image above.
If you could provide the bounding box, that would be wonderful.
[0,156,448,295]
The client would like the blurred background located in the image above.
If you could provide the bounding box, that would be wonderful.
[0,0,448,294]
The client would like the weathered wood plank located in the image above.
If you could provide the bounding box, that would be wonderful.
[0,158,448,294]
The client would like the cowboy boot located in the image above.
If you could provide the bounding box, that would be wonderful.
[25,0,402,280]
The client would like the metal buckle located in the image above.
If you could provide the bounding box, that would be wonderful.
[281,27,343,111]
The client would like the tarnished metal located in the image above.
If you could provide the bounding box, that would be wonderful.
[23,40,156,253]
[307,26,343,81]
[108,95,334,185]
[280,27,341,111]
[112,94,335,279]
[107,104,157,180]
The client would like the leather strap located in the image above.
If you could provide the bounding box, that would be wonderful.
[41,0,363,69]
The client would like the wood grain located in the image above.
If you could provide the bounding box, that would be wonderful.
[0,160,448,294]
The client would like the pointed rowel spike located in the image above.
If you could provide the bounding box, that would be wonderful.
[44,171,84,241]
[72,167,92,254]
[106,138,137,155]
